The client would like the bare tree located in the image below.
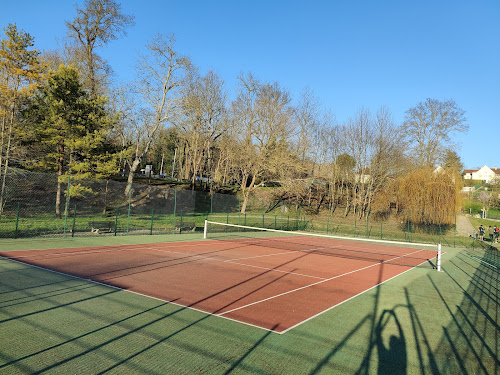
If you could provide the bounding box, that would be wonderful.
[402,98,468,167]
[42,43,113,94]
[343,108,374,216]
[123,34,191,196]
[232,74,294,212]
[66,0,134,98]
[366,106,406,214]
[176,70,227,189]
[294,87,319,164]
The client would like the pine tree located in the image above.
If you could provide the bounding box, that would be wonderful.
[23,65,117,216]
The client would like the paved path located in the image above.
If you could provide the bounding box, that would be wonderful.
[456,215,476,237]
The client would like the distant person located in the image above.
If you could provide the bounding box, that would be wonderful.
[494,226,499,243]
[478,224,485,240]
[488,226,494,242]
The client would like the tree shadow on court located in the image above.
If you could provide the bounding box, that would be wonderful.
[64,253,304,374]
[1,243,255,284]
[0,249,308,373]
[4,241,498,374]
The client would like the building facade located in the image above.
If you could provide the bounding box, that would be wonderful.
[463,165,500,183]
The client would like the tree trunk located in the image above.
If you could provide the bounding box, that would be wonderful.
[0,108,14,216]
[103,179,109,215]
[87,45,97,100]
[125,158,141,197]
[240,174,256,214]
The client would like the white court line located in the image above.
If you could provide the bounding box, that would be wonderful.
[0,255,277,334]
[0,242,438,335]
[280,256,433,334]
[2,241,241,259]
[218,248,428,317]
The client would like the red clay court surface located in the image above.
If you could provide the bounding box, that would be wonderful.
[0,236,438,333]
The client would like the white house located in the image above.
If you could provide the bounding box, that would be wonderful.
[463,165,500,183]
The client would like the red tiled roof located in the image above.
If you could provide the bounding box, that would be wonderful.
[463,169,477,174]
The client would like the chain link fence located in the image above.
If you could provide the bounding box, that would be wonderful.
[0,168,475,248]
[0,169,307,239]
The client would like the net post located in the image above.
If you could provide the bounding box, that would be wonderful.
[204,220,208,239]
[436,243,442,272]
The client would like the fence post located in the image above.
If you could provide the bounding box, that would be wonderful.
[366,211,370,238]
[454,213,457,248]
[71,204,76,237]
[63,175,71,237]
[14,202,20,239]
[407,210,410,242]
[114,208,118,236]
[210,192,214,219]
[173,188,177,233]
[180,211,183,234]
[380,221,383,240]
[150,208,154,235]
[127,183,132,234]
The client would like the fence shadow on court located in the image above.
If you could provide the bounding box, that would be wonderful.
[303,247,498,374]
[2,243,498,373]
[0,249,309,373]
[429,247,500,374]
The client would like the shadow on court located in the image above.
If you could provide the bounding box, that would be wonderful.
[304,246,499,374]
[0,245,498,373]
[0,251,305,373]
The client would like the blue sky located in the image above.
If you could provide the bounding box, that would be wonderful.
[3,0,499,169]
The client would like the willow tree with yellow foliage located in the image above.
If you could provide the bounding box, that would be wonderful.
[395,167,462,226]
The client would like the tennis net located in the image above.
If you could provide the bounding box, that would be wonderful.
[203,220,443,270]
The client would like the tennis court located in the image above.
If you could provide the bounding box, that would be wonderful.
[0,222,439,333]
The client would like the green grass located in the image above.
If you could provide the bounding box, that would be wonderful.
[0,207,488,250]
[0,234,498,374]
